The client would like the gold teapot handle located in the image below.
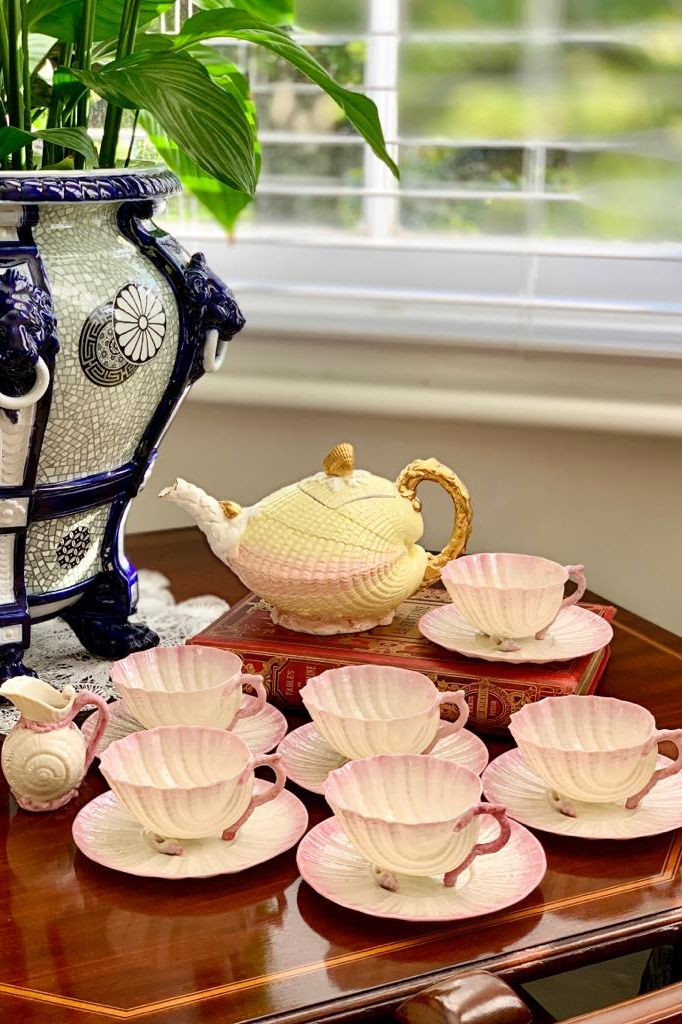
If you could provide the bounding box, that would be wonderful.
[395,459,473,586]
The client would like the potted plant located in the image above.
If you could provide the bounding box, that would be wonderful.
[0,0,397,680]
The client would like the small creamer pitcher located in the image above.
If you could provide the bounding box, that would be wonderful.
[0,677,109,811]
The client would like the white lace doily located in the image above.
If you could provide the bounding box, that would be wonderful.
[0,570,229,734]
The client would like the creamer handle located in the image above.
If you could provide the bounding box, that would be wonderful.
[72,692,111,770]
[395,459,473,586]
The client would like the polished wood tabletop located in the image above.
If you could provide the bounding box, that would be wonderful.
[1,527,682,1024]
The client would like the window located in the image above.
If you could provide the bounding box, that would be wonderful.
[157,0,682,356]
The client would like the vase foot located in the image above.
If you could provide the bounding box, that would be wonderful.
[0,646,37,687]
[62,612,159,660]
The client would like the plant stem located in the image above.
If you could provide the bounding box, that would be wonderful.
[99,0,141,167]
[6,0,23,169]
[124,108,139,167]
[20,0,32,170]
[74,0,96,168]
[0,6,10,137]
[43,42,71,167]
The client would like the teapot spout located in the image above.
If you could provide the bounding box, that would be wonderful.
[159,478,246,563]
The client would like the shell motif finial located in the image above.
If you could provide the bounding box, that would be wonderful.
[323,443,355,478]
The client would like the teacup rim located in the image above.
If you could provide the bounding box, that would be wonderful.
[111,672,240,696]
[509,695,656,753]
[110,644,243,695]
[324,754,482,825]
[301,666,441,721]
[442,552,568,591]
[100,725,252,789]
[111,643,246,692]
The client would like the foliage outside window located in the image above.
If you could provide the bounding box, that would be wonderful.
[158,0,682,245]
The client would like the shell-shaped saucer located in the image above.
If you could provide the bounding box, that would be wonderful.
[277,721,489,795]
[482,748,682,839]
[296,815,546,921]
[81,695,287,759]
[419,604,613,664]
[73,781,308,879]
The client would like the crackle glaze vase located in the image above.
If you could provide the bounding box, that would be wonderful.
[0,168,244,679]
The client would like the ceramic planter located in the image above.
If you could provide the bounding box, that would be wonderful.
[0,168,244,678]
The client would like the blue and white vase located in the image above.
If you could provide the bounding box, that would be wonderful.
[0,167,244,679]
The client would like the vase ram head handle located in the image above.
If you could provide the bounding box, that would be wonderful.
[0,267,58,421]
[184,252,246,379]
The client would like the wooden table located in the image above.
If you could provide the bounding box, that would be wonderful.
[1,527,682,1024]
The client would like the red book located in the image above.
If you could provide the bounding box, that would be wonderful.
[188,588,615,734]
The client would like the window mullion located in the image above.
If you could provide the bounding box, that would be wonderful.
[363,0,400,239]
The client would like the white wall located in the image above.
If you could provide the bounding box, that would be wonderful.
[129,387,682,636]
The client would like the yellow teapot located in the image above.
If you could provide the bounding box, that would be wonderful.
[160,444,472,635]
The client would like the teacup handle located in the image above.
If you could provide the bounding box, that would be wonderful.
[72,691,111,770]
[231,673,267,722]
[625,729,682,809]
[535,564,587,640]
[443,804,511,887]
[222,752,286,841]
[422,690,469,753]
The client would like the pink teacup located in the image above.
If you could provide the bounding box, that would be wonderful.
[442,552,587,648]
[100,726,286,854]
[324,754,510,890]
[300,665,468,761]
[110,645,267,730]
[509,695,682,814]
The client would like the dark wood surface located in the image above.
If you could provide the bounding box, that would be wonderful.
[1,527,682,1024]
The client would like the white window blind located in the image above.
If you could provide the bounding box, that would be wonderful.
[155,0,682,356]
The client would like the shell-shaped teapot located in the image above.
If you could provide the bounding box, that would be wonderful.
[0,678,109,811]
[160,444,473,635]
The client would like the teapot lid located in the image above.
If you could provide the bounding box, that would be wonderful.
[298,443,399,509]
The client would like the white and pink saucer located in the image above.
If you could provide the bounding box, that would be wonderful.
[73,780,308,879]
[81,694,288,759]
[277,721,489,794]
[419,604,613,664]
[297,814,546,922]
[482,749,682,840]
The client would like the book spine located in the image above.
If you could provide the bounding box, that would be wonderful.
[236,649,341,709]
[234,646,610,733]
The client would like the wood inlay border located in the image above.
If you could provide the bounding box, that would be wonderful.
[1,832,680,1019]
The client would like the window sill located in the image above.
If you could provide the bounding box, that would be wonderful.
[182,236,682,360]
[189,329,682,438]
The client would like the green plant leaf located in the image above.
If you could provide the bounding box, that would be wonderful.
[72,51,258,194]
[35,127,99,166]
[140,112,252,235]
[0,127,34,161]
[193,0,294,26]
[0,125,98,166]
[92,30,175,62]
[26,0,176,43]
[28,32,56,72]
[52,65,87,106]
[175,9,398,178]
